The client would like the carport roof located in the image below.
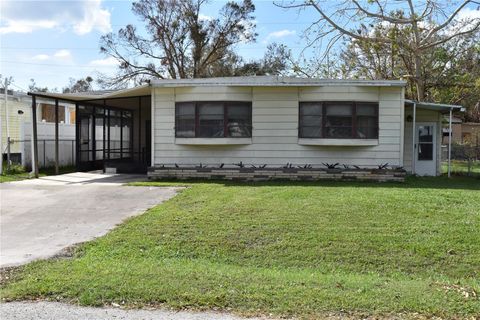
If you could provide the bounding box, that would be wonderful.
[405,99,465,113]
[28,84,151,102]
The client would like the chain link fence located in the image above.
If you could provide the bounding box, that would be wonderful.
[442,142,480,177]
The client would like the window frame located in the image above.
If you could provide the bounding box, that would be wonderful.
[175,101,252,138]
[298,101,379,139]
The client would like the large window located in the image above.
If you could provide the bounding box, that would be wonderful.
[299,102,378,139]
[175,102,252,138]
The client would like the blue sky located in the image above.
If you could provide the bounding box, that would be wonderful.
[1,1,479,92]
[0,0,318,91]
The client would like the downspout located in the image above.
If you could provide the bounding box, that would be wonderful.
[448,107,453,178]
[412,102,416,175]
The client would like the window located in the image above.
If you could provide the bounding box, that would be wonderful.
[299,102,323,138]
[325,103,353,138]
[175,102,252,138]
[299,102,378,139]
[417,125,433,161]
[41,103,65,123]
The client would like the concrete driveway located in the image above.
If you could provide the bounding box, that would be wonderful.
[0,172,179,267]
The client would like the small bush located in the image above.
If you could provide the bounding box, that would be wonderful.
[1,163,26,175]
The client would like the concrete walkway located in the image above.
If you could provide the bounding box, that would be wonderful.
[0,172,179,267]
[0,302,267,320]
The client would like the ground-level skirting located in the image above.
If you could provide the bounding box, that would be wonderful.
[148,167,407,182]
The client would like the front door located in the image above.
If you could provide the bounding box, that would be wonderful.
[415,122,437,176]
[78,114,93,170]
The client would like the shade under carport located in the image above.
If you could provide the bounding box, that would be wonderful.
[405,99,465,178]
[27,84,152,178]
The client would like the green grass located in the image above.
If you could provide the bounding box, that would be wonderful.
[0,165,76,183]
[442,160,480,176]
[2,177,479,318]
[0,171,34,183]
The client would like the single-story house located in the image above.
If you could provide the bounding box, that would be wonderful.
[28,76,463,180]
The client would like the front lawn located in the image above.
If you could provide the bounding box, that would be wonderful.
[1,177,479,318]
[0,165,76,183]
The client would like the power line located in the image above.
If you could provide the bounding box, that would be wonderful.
[0,60,117,69]
[10,83,28,92]
[1,45,306,51]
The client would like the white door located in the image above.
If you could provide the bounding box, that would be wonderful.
[415,122,437,176]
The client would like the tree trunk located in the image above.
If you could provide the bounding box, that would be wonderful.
[414,53,425,101]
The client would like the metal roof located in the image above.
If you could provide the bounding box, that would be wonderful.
[28,84,151,102]
[28,77,408,102]
[405,99,465,113]
[150,76,407,87]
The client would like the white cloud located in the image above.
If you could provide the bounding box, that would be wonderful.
[53,49,72,59]
[444,7,480,35]
[32,54,50,61]
[263,29,296,43]
[0,19,57,34]
[31,50,72,61]
[238,19,257,43]
[268,29,296,38]
[0,0,111,35]
[89,57,119,67]
[456,7,480,20]
[73,0,111,35]
[198,14,213,21]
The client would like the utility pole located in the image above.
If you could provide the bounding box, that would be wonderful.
[3,77,12,173]
[0,80,3,175]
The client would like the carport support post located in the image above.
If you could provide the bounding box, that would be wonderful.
[448,107,453,178]
[138,96,141,162]
[31,95,39,178]
[55,99,59,175]
[75,102,79,170]
[412,102,416,175]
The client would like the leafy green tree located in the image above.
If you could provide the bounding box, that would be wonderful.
[338,23,479,117]
[100,0,257,85]
[281,0,480,101]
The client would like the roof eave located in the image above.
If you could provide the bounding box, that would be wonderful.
[28,84,151,102]
[150,77,407,88]
[405,99,465,113]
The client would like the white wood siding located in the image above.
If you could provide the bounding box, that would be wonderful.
[403,106,443,174]
[153,86,404,168]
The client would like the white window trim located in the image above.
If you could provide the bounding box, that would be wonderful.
[175,138,252,145]
[298,138,379,146]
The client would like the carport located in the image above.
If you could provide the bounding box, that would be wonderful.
[28,85,152,176]
[405,100,465,177]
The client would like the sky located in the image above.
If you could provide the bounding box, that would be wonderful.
[0,0,318,92]
[1,0,479,92]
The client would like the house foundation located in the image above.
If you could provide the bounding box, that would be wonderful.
[148,166,407,182]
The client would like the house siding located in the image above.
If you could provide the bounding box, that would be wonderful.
[0,98,31,154]
[152,85,404,168]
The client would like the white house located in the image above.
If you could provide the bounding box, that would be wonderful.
[28,76,462,180]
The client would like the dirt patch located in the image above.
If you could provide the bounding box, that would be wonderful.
[0,265,25,287]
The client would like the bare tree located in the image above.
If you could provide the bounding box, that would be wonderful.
[279,0,480,101]
[100,0,257,86]
[63,76,94,93]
